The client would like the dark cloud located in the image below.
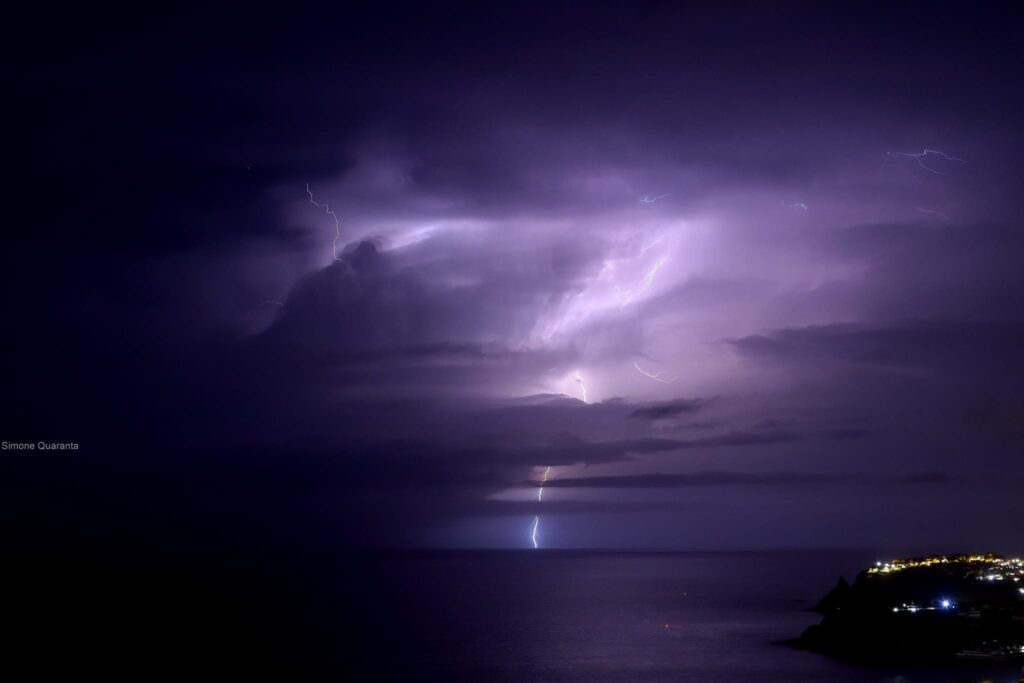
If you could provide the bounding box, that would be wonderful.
[674,430,799,448]
[961,398,1003,428]
[629,399,708,420]
[539,470,950,489]
[902,471,949,485]
[824,428,873,441]
[729,319,1024,378]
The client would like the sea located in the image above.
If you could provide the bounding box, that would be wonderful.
[12,546,1022,681]
[310,549,1023,682]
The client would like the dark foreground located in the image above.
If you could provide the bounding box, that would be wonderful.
[799,555,1024,665]
[7,548,1024,682]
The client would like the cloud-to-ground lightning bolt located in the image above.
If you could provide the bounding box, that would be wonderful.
[306,182,345,262]
[531,466,553,549]
[884,149,967,175]
[633,360,679,384]
[537,466,552,502]
[575,371,588,403]
[640,193,671,204]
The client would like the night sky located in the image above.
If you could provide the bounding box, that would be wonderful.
[6,2,1024,555]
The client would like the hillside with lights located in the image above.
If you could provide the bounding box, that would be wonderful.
[797,555,1024,663]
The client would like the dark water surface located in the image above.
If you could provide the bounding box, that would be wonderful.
[10,548,1023,681]
[328,550,1022,682]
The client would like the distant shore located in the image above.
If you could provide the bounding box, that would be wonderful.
[797,555,1024,664]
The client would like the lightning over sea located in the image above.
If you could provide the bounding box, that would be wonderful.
[531,466,552,549]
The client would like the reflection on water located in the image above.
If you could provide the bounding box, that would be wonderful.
[340,550,1022,683]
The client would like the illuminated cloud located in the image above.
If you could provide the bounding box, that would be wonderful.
[7,1,1024,551]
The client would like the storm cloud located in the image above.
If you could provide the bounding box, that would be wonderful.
[5,1,1024,551]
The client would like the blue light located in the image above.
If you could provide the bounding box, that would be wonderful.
[940,599,952,609]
